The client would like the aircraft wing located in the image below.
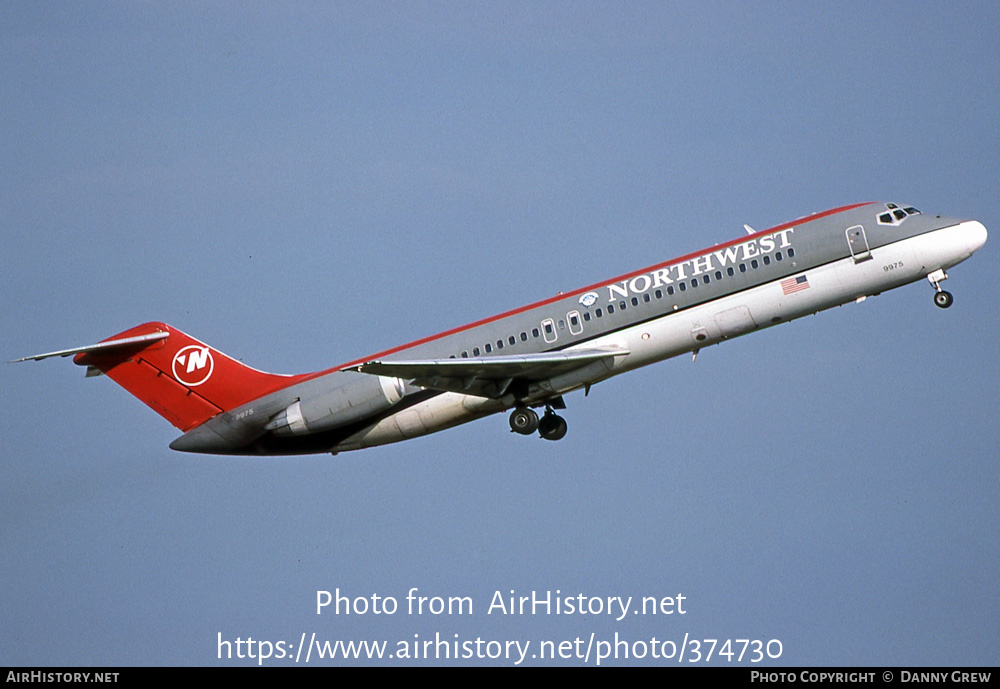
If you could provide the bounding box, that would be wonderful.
[345,346,628,399]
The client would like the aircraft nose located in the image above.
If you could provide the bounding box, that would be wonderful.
[959,220,988,256]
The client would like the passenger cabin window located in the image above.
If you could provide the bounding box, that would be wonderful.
[542,318,557,343]
[568,311,583,335]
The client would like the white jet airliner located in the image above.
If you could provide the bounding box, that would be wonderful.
[14,202,987,454]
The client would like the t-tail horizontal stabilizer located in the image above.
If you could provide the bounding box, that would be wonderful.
[10,331,170,364]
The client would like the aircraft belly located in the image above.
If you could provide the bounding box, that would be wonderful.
[391,408,427,438]
[714,306,757,338]
[331,392,489,451]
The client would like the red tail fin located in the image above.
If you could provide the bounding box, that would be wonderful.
[73,322,308,431]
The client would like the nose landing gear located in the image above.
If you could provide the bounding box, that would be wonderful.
[927,269,953,309]
[933,291,954,309]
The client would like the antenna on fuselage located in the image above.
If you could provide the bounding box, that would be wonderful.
[743,224,756,235]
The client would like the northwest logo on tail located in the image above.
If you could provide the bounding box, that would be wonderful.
[171,346,214,386]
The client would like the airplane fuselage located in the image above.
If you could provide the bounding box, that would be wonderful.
[158,201,986,455]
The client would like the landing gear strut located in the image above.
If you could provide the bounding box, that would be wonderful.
[927,269,953,309]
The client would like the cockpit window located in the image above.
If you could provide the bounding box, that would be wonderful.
[877,203,921,226]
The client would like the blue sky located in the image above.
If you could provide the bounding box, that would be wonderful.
[2,2,997,666]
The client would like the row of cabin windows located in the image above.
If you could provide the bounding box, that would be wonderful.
[581,248,795,320]
[451,247,795,357]
[457,327,540,358]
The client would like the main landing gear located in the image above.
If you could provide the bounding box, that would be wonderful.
[927,269,954,309]
[509,406,568,441]
[538,410,568,441]
[509,407,539,435]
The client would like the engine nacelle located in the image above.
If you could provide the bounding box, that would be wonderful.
[265,375,404,436]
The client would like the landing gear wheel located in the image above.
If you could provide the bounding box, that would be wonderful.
[509,407,539,435]
[538,412,568,441]
[933,290,954,309]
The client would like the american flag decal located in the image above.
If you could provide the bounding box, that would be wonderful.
[781,275,810,295]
